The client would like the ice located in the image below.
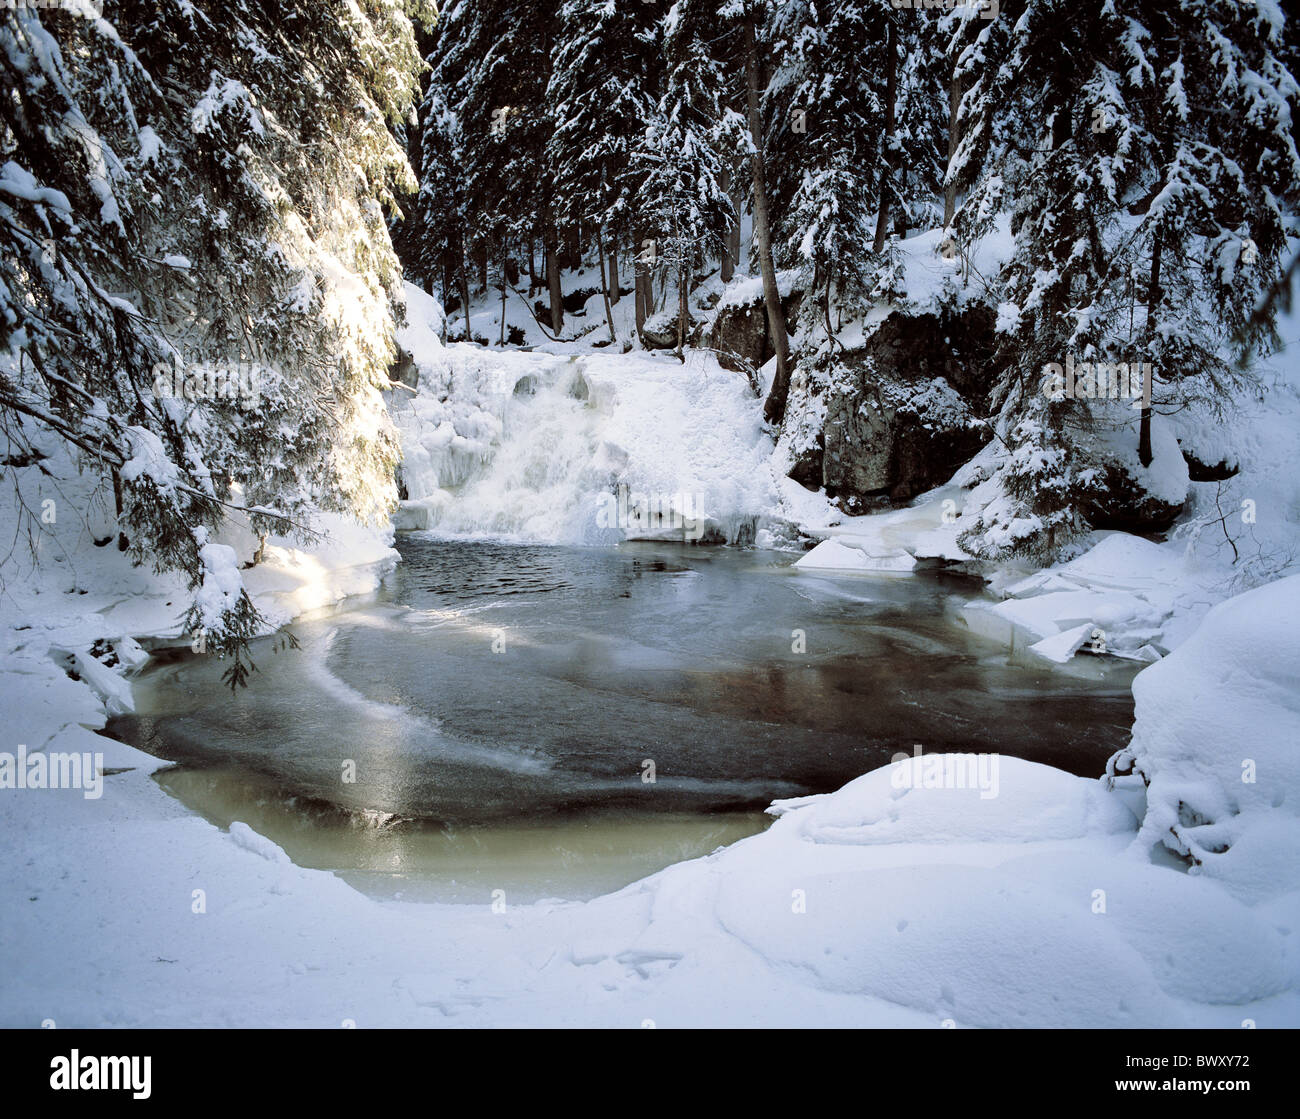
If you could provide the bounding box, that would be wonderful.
[390,298,778,546]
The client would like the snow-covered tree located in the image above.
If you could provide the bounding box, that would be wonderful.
[0,0,436,681]
[425,0,563,333]
[952,0,1299,561]
[635,0,748,357]
[547,0,663,340]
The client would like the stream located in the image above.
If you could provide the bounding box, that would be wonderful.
[106,536,1140,902]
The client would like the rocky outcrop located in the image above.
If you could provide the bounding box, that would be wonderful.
[389,345,419,391]
[782,307,997,507]
[1180,446,1240,483]
[1080,462,1187,533]
[639,312,680,350]
[1077,420,1191,534]
[705,290,804,372]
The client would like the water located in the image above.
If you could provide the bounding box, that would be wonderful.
[107,538,1140,901]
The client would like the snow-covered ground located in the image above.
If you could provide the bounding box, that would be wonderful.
[4,563,1297,1026]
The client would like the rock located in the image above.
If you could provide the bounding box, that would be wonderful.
[563,286,600,314]
[1077,418,1189,534]
[709,300,771,372]
[705,289,805,373]
[639,314,681,351]
[781,305,996,508]
[1180,445,1239,482]
[1079,459,1186,533]
[388,345,419,391]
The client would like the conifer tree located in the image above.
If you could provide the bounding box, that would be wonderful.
[1,0,436,679]
[636,0,748,358]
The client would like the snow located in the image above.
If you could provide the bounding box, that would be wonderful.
[119,425,181,491]
[5,145,1300,1027]
[781,322,1300,668]
[0,159,73,214]
[795,537,915,573]
[192,536,246,630]
[1026,621,1099,665]
[1114,574,1300,905]
[769,756,1135,845]
[960,534,1203,661]
[0,436,398,654]
[70,649,135,716]
[396,281,445,358]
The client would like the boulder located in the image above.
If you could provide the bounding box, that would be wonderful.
[800,306,997,506]
[388,345,419,391]
[639,312,681,351]
[1180,445,1239,482]
[705,289,805,372]
[709,300,770,371]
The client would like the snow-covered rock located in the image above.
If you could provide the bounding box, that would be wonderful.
[1113,573,1300,904]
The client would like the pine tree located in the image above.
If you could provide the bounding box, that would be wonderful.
[1,0,435,679]
[426,0,562,336]
[635,0,748,359]
[950,0,1299,561]
[547,0,663,342]
[765,2,884,341]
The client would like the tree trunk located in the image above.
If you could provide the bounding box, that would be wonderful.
[441,253,452,344]
[744,12,792,424]
[608,234,620,304]
[459,234,473,344]
[720,167,737,283]
[498,247,508,346]
[634,226,649,341]
[598,234,617,343]
[112,470,128,552]
[943,70,962,227]
[676,263,689,362]
[729,176,743,274]
[478,243,488,294]
[824,259,837,349]
[528,237,539,294]
[1139,229,1163,467]
[873,21,898,254]
[544,225,564,334]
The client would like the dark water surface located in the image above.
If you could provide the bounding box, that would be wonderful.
[106,538,1138,900]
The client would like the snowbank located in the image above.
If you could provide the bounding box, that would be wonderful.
[0,427,398,717]
[960,532,1214,664]
[1112,574,1300,905]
